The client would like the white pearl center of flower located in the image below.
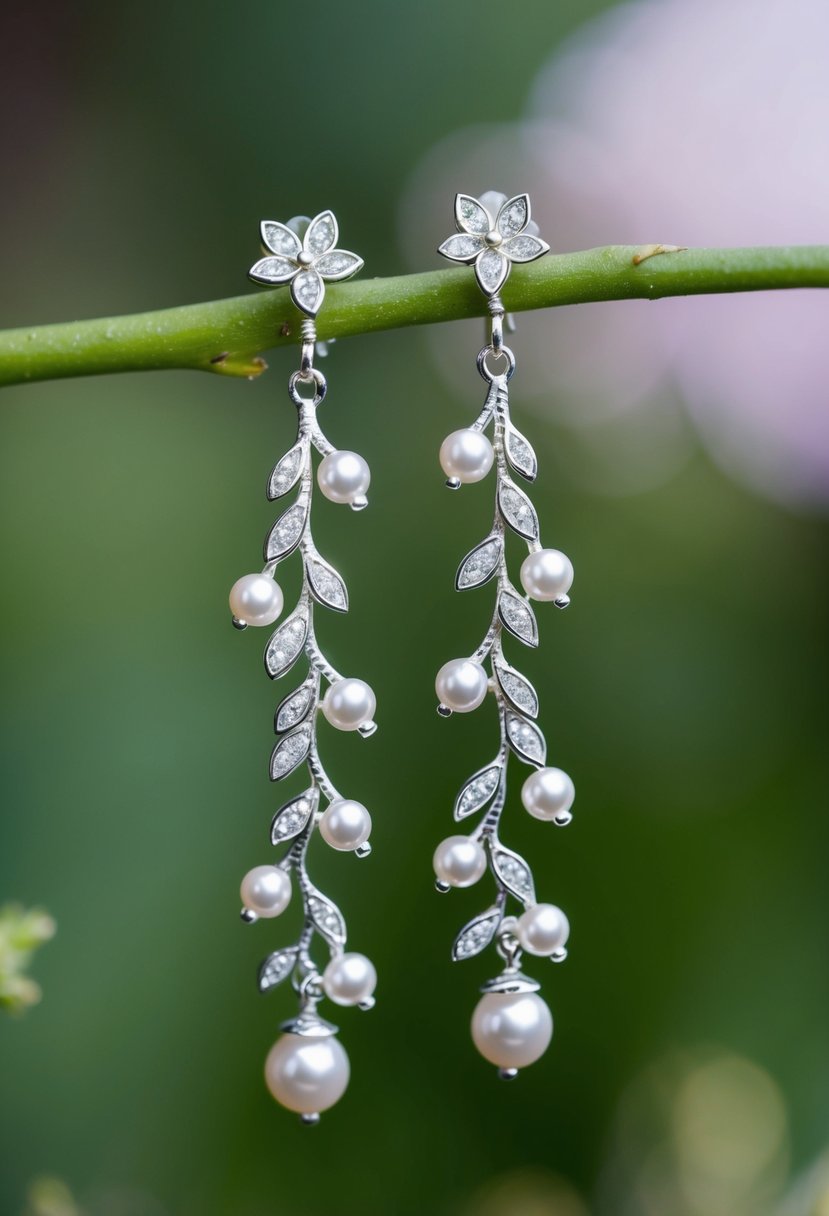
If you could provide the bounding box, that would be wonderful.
[297,251,314,267]
[485,230,502,247]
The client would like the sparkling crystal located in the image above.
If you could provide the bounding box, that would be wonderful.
[306,212,337,255]
[498,196,528,238]
[308,893,346,945]
[275,684,314,732]
[307,558,348,612]
[249,255,297,283]
[269,723,312,780]
[499,591,538,647]
[292,270,324,315]
[267,443,305,500]
[505,427,538,482]
[455,764,501,820]
[504,234,545,262]
[494,662,538,718]
[270,791,316,842]
[261,221,301,258]
[315,250,361,279]
[491,845,535,903]
[265,501,307,560]
[258,946,298,992]
[265,610,309,678]
[476,249,508,295]
[498,483,539,541]
[453,908,501,961]
[456,537,501,590]
[438,233,483,262]
[456,194,490,235]
[506,713,547,764]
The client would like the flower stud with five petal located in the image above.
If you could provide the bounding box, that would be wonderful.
[249,210,364,317]
[438,192,549,296]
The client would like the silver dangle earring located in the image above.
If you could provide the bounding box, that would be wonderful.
[231,210,377,1123]
[432,192,575,1079]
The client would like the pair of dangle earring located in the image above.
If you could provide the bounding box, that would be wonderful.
[231,211,377,1123]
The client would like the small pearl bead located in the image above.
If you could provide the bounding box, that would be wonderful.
[433,835,487,888]
[439,429,494,484]
[471,992,553,1069]
[317,450,371,504]
[228,574,284,626]
[322,952,377,1006]
[319,799,372,851]
[321,678,376,731]
[264,1033,350,1115]
[517,903,570,956]
[240,866,291,918]
[521,767,575,822]
[435,659,488,713]
[519,549,574,602]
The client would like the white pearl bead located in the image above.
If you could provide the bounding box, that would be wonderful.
[240,865,291,918]
[321,678,376,731]
[322,952,377,1006]
[521,767,575,822]
[264,1033,350,1115]
[517,903,570,956]
[435,659,488,713]
[433,835,487,888]
[228,574,284,626]
[439,429,494,484]
[319,799,372,851]
[471,992,553,1069]
[519,549,574,602]
[317,450,371,504]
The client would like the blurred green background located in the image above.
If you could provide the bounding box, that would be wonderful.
[1,2,827,1214]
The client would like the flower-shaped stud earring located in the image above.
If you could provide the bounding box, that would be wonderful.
[438,192,549,296]
[248,210,364,316]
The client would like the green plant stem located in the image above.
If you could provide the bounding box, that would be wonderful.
[1,244,828,388]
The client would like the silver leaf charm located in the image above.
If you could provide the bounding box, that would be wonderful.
[491,842,536,904]
[498,479,539,542]
[505,423,538,482]
[454,762,502,821]
[307,887,347,948]
[264,500,308,561]
[274,680,315,733]
[452,906,502,961]
[264,607,309,679]
[270,788,318,843]
[455,535,502,591]
[494,657,538,718]
[307,554,348,613]
[258,946,298,993]
[506,712,547,766]
[498,589,538,647]
[267,442,305,501]
[269,723,312,781]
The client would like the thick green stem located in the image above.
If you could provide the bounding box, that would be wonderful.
[1,244,828,388]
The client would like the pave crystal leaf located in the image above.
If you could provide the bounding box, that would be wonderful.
[307,886,347,947]
[267,442,305,501]
[248,255,297,284]
[497,194,529,239]
[498,589,538,647]
[491,841,536,904]
[504,233,548,263]
[258,946,298,993]
[274,681,315,733]
[265,500,308,561]
[455,193,491,235]
[438,233,484,263]
[505,424,538,482]
[269,723,312,781]
[291,269,325,316]
[498,479,540,541]
[494,658,539,718]
[452,906,502,961]
[454,762,502,821]
[506,712,547,765]
[305,210,338,256]
[314,249,363,280]
[476,248,509,295]
[307,555,348,612]
[270,789,318,844]
[260,221,302,258]
[264,607,309,679]
[456,535,502,591]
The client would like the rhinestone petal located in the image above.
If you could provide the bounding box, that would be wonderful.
[248,255,297,284]
[291,270,325,316]
[270,789,317,843]
[497,195,529,239]
[505,425,538,482]
[494,659,538,718]
[452,906,502,961]
[314,249,363,280]
[456,536,502,591]
[269,723,312,781]
[264,608,309,679]
[305,211,338,256]
[267,443,305,501]
[506,712,547,765]
[438,233,484,263]
[307,888,346,947]
[258,946,298,992]
[265,501,307,561]
[307,556,348,612]
[498,481,539,542]
[454,763,502,821]
[260,221,302,258]
[498,590,538,647]
[491,843,535,904]
[504,233,548,263]
[475,249,509,295]
[455,193,491,235]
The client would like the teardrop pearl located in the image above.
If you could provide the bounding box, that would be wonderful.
[264,1033,350,1115]
[471,992,553,1069]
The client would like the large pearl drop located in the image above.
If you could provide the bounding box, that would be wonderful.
[519,549,574,602]
[264,1033,350,1115]
[471,992,553,1069]
[239,865,291,918]
[435,659,488,713]
[516,904,570,956]
[228,574,284,626]
[521,767,575,822]
[433,835,487,888]
[439,429,494,484]
[322,953,377,1006]
[321,678,376,731]
[319,799,372,851]
[317,450,371,505]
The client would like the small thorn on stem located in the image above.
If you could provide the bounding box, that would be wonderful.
[498,1067,519,1081]
[554,595,570,610]
[240,908,258,924]
[445,478,461,490]
[232,616,249,631]
[437,703,453,718]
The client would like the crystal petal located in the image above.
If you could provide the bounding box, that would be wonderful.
[497,194,530,239]
[455,193,491,235]
[454,762,502,821]
[267,442,305,501]
[475,248,509,295]
[258,946,298,992]
[498,590,538,647]
[291,269,325,316]
[314,249,363,281]
[260,221,302,258]
[249,255,297,284]
[456,535,502,591]
[504,233,548,263]
[304,210,338,256]
[265,500,308,561]
[264,608,309,679]
[506,712,547,765]
[438,233,484,263]
[498,480,539,542]
[491,842,536,904]
[452,906,502,961]
[270,789,317,843]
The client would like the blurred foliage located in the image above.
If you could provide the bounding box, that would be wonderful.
[0,905,56,1015]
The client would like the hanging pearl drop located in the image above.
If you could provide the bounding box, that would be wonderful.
[516,903,570,956]
[321,678,376,731]
[239,866,291,918]
[264,1033,350,1115]
[228,574,284,626]
[433,835,487,888]
[439,429,494,484]
[471,992,553,1069]
[322,953,377,1006]
[435,659,488,713]
[521,767,575,822]
[319,799,372,851]
[317,450,371,504]
[519,549,574,602]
